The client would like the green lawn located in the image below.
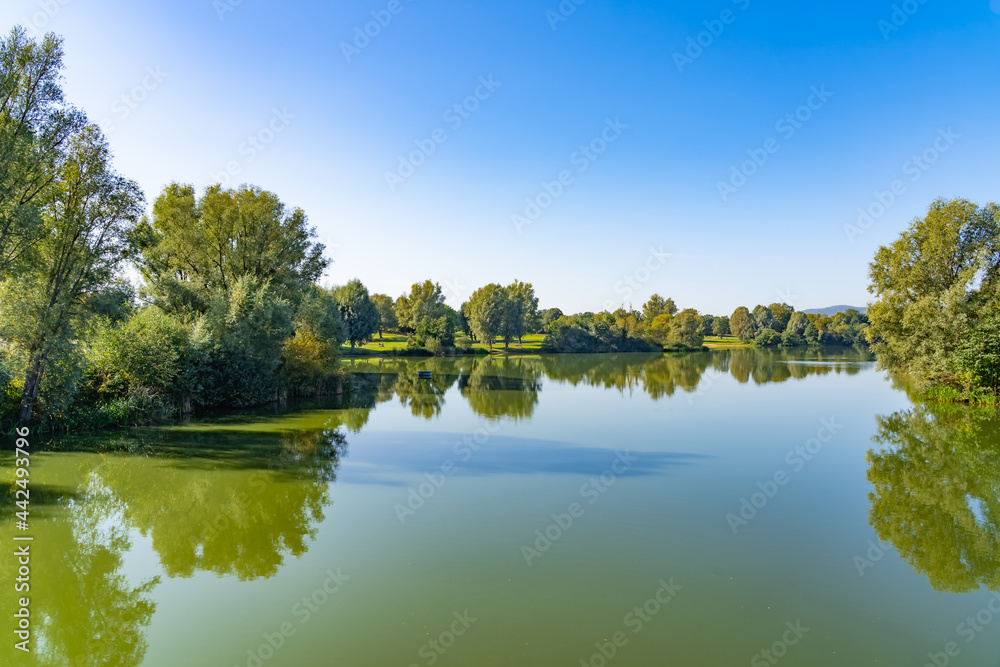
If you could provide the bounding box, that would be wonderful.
[342,332,547,356]
[702,336,749,348]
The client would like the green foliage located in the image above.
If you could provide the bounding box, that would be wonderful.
[867,198,1000,389]
[868,403,1000,591]
[712,315,730,337]
[0,27,86,279]
[467,284,507,351]
[666,309,704,349]
[642,294,677,321]
[334,279,379,349]
[394,280,447,331]
[954,309,1000,393]
[11,123,144,421]
[804,321,820,344]
[752,305,775,334]
[754,328,781,347]
[730,306,754,341]
[643,313,672,347]
[135,183,328,311]
[543,311,658,353]
[198,277,294,407]
[507,280,539,342]
[84,278,137,324]
[411,316,456,352]
[768,303,793,332]
[85,307,186,402]
[780,330,805,347]
[371,293,397,337]
[786,311,809,336]
[698,314,715,337]
[540,307,564,331]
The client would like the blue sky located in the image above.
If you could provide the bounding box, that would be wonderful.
[3,0,998,315]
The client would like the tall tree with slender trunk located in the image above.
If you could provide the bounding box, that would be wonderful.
[13,124,143,422]
[0,27,86,278]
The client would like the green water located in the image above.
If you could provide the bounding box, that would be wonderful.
[3,348,1000,666]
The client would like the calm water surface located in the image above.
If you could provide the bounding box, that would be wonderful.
[3,348,1000,666]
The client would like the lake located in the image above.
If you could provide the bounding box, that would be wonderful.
[3,348,1000,666]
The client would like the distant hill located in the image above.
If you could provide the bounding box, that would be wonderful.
[802,305,867,316]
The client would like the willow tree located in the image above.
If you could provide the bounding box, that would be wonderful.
[0,27,86,277]
[11,124,143,421]
[134,183,328,312]
[866,198,1000,385]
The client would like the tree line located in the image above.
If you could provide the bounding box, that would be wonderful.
[0,26,878,430]
[0,28,358,428]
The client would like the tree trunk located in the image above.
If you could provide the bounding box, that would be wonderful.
[18,351,46,423]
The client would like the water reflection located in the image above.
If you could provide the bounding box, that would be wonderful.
[868,402,1000,593]
[345,347,872,419]
[1,420,349,665]
[0,348,881,665]
[1,474,159,667]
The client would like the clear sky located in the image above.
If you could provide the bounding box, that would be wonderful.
[3,0,998,315]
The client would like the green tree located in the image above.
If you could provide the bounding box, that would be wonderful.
[667,309,704,349]
[540,307,564,330]
[334,279,379,349]
[198,277,294,407]
[0,28,85,278]
[644,313,672,346]
[467,284,507,351]
[752,304,775,334]
[282,286,347,394]
[712,315,730,337]
[768,303,794,332]
[642,294,677,321]
[730,306,754,341]
[786,311,809,336]
[507,280,539,343]
[395,280,446,331]
[459,301,475,341]
[9,124,143,422]
[867,198,1000,387]
[371,293,397,338]
[134,184,328,310]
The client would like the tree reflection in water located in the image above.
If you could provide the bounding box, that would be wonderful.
[868,401,1000,593]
